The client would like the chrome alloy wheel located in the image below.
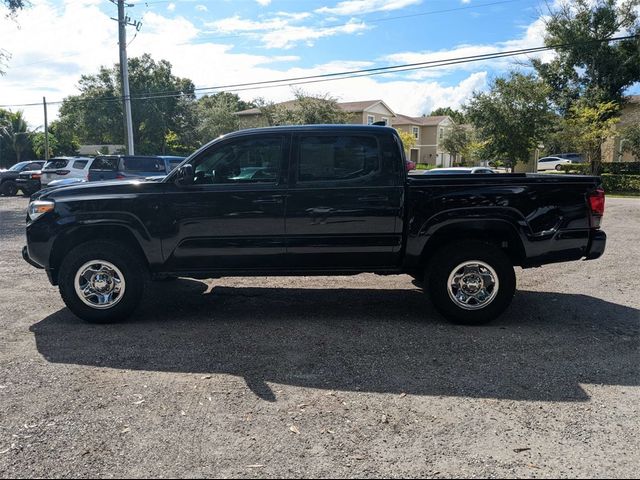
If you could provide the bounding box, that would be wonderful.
[74,260,126,309]
[447,261,499,310]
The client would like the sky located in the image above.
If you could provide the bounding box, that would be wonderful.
[0,0,635,127]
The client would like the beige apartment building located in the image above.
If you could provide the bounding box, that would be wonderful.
[392,114,455,167]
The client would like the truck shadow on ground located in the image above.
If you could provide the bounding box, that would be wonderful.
[30,278,639,403]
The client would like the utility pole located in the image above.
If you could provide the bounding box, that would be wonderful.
[43,97,49,161]
[112,0,141,155]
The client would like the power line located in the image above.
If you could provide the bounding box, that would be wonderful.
[1,34,637,109]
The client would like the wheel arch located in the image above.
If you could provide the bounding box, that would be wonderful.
[49,225,149,285]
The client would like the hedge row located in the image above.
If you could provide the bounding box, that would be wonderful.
[601,174,640,195]
[559,162,640,175]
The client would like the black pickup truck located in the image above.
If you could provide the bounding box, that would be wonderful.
[23,125,606,324]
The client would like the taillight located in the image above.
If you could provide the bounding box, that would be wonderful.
[30,173,41,180]
[56,170,70,176]
[115,173,126,180]
[588,188,605,228]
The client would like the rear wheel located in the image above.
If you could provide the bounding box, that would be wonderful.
[426,241,516,325]
[1,181,18,196]
[58,241,146,323]
[555,164,564,171]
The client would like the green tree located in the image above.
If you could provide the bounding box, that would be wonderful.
[396,129,416,153]
[533,0,640,112]
[561,101,620,170]
[465,72,554,167]
[57,54,198,155]
[196,92,253,143]
[0,110,32,163]
[31,132,58,159]
[428,107,466,124]
[49,118,79,155]
[441,124,470,164]
[621,123,640,160]
[251,90,351,127]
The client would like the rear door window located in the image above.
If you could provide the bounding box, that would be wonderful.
[27,162,43,170]
[297,135,380,184]
[123,157,166,173]
[72,160,89,169]
[90,157,118,171]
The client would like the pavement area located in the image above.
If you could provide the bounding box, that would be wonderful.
[0,195,638,478]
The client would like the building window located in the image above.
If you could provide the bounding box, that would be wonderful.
[366,115,375,125]
[412,126,419,140]
[381,117,389,126]
[439,128,444,140]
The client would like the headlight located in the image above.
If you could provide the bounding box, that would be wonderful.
[28,200,55,221]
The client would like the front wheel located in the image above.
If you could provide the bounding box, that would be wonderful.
[58,241,146,323]
[555,164,564,171]
[1,181,18,196]
[426,241,516,325]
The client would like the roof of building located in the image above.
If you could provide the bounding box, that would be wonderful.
[392,114,451,126]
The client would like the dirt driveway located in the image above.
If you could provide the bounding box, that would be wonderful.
[1,196,638,478]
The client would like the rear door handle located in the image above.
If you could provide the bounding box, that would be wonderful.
[358,195,389,202]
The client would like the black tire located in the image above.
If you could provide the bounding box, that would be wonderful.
[555,164,564,171]
[426,241,516,325]
[58,241,146,323]
[1,181,18,196]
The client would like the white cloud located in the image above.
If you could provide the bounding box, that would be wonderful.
[316,0,422,16]
[167,3,176,12]
[0,0,534,128]
[195,5,208,12]
[462,0,471,4]
[382,18,554,77]
[206,13,369,49]
[256,0,272,5]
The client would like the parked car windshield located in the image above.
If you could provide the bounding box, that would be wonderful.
[90,157,119,170]
[8,161,29,171]
[123,157,165,172]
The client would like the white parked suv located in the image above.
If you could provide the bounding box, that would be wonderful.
[40,157,93,187]
[537,156,572,171]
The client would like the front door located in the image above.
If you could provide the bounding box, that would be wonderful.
[285,132,404,269]
[162,133,289,271]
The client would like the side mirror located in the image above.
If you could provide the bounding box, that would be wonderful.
[175,164,194,186]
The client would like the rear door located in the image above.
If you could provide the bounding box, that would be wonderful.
[285,131,404,269]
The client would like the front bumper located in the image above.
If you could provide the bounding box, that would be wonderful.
[22,245,44,269]
[585,230,606,260]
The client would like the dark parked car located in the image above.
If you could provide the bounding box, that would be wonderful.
[0,161,45,196]
[16,169,45,196]
[23,125,606,325]
[88,155,185,182]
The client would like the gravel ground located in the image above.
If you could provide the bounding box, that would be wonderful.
[0,195,638,479]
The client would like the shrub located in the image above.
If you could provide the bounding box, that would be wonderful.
[600,162,640,175]
[601,174,640,194]
[559,163,591,174]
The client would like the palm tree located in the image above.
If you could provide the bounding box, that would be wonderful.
[0,111,31,163]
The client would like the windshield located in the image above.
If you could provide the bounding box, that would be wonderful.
[8,162,29,171]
